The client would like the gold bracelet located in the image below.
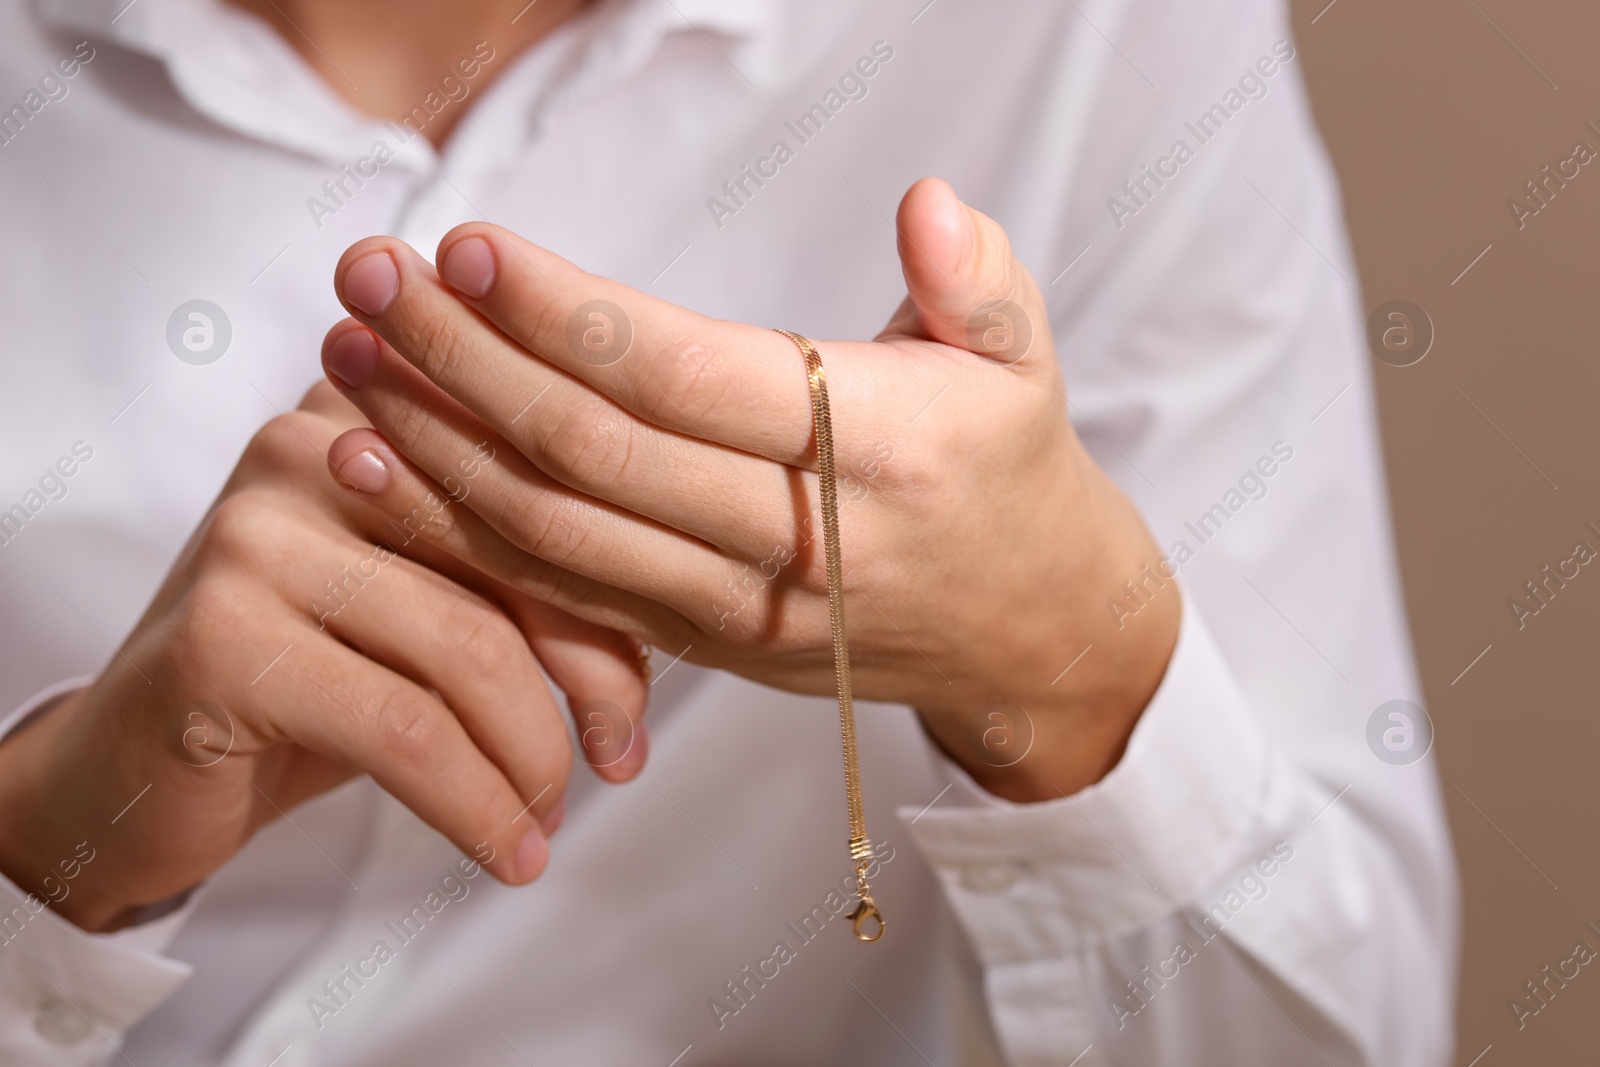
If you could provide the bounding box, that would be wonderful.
[772,329,884,944]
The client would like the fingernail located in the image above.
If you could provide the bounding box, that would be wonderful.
[334,448,388,494]
[537,799,566,837]
[343,251,399,316]
[325,328,378,389]
[515,827,549,880]
[440,236,497,299]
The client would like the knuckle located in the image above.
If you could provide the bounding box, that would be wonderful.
[202,493,279,569]
[711,601,766,646]
[242,414,315,476]
[373,688,447,767]
[541,402,635,488]
[532,289,575,353]
[506,551,564,602]
[444,602,522,680]
[390,490,459,547]
[873,433,935,498]
[505,490,591,568]
[644,334,729,426]
[705,570,774,645]
[513,557,599,623]
[411,315,472,383]
[167,577,248,682]
[766,518,829,599]
[383,386,442,453]
[790,545,832,600]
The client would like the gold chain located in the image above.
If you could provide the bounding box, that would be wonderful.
[772,329,884,944]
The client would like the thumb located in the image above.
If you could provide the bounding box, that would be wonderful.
[890,177,1051,372]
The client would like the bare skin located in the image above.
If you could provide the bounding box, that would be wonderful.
[319,178,1182,804]
[228,0,595,148]
[0,4,1180,938]
[0,385,650,932]
[0,1,609,932]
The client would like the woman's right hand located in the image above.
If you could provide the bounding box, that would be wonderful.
[0,382,649,932]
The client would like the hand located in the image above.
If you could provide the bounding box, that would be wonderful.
[0,385,649,932]
[318,179,1180,802]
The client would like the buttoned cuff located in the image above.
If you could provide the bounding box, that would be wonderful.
[898,602,1272,966]
[0,678,196,1065]
[0,885,194,1064]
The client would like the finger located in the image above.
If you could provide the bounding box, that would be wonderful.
[325,477,656,789]
[319,334,747,622]
[323,424,710,641]
[245,394,659,648]
[274,392,657,739]
[322,320,796,560]
[311,548,572,830]
[246,404,654,795]
[885,177,1057,380]
[244,622,552,884]
[334,232,821,464]
[504,597,652,783]
[294,379,366,425]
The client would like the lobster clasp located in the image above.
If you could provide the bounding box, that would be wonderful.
[849,899,885,943]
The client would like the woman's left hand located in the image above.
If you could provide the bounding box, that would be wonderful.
[318,178,1179,801]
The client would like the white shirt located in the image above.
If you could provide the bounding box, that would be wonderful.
[0,0,1458,1063]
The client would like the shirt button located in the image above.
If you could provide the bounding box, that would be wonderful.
[959,861,1022,892]
[34,998,93,1045]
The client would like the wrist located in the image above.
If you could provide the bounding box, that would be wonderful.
[919,502,1182,802]
[0,688,149,931]
[917,662,1166,803]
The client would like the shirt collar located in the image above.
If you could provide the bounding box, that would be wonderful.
[30,0,779,168]
[31,0,777,64]
[33,0,408,166]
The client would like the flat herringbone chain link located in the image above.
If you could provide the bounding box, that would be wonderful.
[771,329,883,943]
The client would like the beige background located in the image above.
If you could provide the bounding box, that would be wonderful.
[1292,0,1600,1060]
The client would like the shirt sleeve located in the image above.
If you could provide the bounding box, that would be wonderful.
[0,679,197,1067]
[894,1,1457,1063]
[901,602,1452,1065]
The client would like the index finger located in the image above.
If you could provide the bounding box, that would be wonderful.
[335,228,817,465]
